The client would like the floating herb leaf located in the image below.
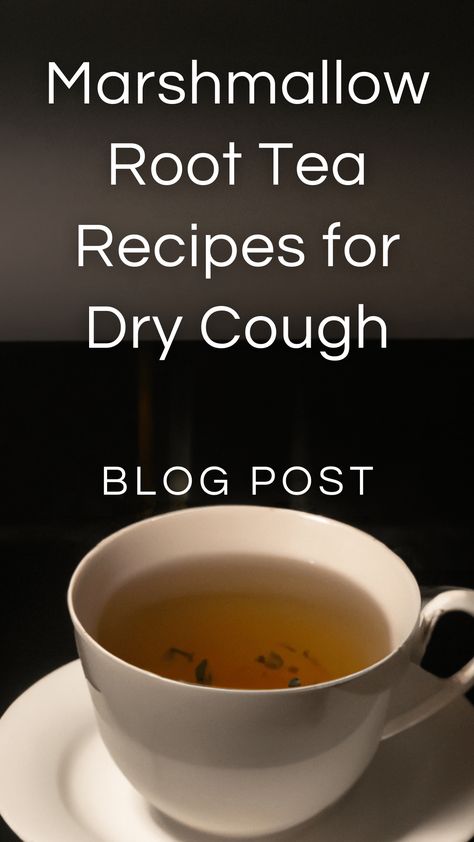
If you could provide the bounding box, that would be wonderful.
[288,677,301,688]
[195,659,212,684]
[287,666,299,674]
[164,647,194,663]
[303,650,322,667]
[279,643,297,653]
[256,651,284,670]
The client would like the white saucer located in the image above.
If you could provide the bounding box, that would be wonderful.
[1,662,473,842]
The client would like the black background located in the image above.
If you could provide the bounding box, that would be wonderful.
[1,2,473,840]
[2,340,473,710]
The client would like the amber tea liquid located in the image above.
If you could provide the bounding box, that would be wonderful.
[97,554,391,690]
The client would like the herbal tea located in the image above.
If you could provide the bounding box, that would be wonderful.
[97,555,391,689]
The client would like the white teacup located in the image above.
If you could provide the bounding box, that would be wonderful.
[68,506,474,837]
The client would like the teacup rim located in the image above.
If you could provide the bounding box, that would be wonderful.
[67,505,422,696]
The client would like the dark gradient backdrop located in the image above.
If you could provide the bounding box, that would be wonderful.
[0,0,473,338]
[1,4,473,840]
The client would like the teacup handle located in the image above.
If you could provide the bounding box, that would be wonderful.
[382,588,474,739]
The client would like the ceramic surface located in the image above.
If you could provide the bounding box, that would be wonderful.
[66,507,474,835]
[1,661,473,842]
